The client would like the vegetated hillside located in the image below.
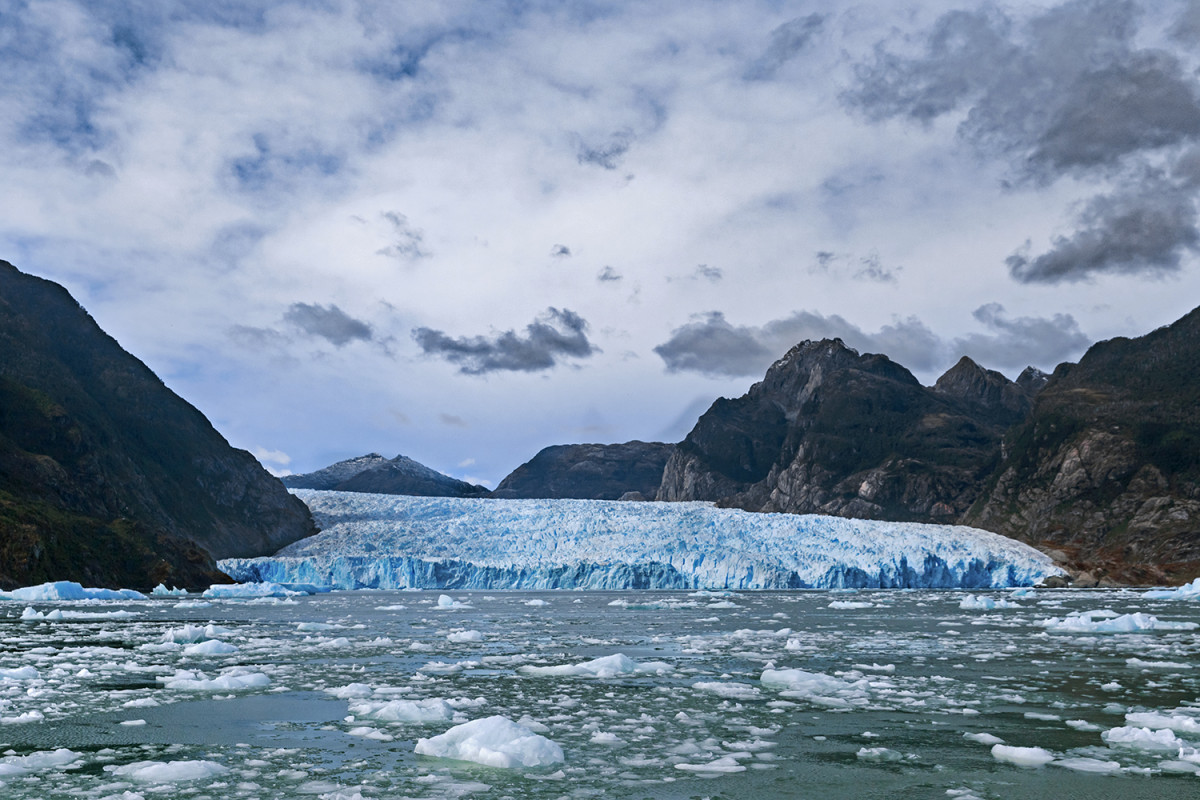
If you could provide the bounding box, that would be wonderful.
[965,307,1200,584]
[283,453,489,497]
[491,441,675,500]
[658,339,1037,522]
[0,260,315,589]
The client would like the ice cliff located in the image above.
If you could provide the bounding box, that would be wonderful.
[218,490,1062,590]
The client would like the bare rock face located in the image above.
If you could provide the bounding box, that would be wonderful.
[492,441,674,500]
[0,260,316,589]
[964,306,1200,583]
[658,340,1021,522]
[284,453,489,497]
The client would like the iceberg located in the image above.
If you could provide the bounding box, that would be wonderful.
[1144,577,1200,600]
[0,581,145,601]
[220,491,1061,591]
[414,715,564,768]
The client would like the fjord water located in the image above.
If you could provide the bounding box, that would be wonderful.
[2,589,1199,799]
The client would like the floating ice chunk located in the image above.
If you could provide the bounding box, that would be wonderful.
[524,599,549,606]
[173,600,211,609]
[1051,757,1121,773]
[959,595,1020,610]
[20,606,139,621]
[991,744,1054,767]
[692,681,761,700]
[346,726,393,741]
[1,710,45,724]
[0,666,40,681]
[319,637,352,648]
[414,715,564,768]
[202,582,305,599]
[760,668,861,706]
[0,748,81,777]
[1065,720,1103,732]
[1124,711,1200,734]
[963,732,1004,745]
[852,663,896,673]
[436,595,473,609]
[108,760,228,782]
[829,600,874,609]
[151,584,187,597]
[447,630,484,643]
[325,683,375,699]
[1102,726,1185,750]
[296,622,340,631]
[161,624,233,644]
[158,667,270,691]
[857,746,903,762]
[590,731,625,745]
[182,639,239,656]
[349,698,455,723]
[1143,577,1200,600]
[0,581,145,601]
[675,756,747,773]
[1039,611,1198,633]
[1125,658,1191,670]
[519,653,671,678]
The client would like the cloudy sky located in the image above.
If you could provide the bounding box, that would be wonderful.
[4,0,1200,485]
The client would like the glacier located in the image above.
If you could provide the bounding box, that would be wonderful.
[218,490,1061,590]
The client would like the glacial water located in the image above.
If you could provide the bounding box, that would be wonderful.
[2,588,1199,799]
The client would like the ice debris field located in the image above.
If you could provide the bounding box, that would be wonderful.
[221,491,1062,590]
[2,579,1200,799]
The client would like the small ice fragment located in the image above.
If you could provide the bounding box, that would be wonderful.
[856,747,903,762]
[964,732,1004,745]
[674,756,746,773]
[447,630,484,643]
[1101,726,1184,750]
[1051,757,1121,773]
[991,745,1054,767]
[414,715,564,768]
[108,760,228,782]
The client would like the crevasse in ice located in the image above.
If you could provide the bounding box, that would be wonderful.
[219,491,1062,590]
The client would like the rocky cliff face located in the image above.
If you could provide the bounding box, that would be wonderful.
[492,441,674,500]
[284,453,489,497]
[658,340,1035,522]
[964,307,1200,583]
[0,260,316,589]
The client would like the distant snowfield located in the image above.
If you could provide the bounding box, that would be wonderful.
[220,491,1062,590]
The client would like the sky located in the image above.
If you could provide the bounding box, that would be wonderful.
[3,0,1200,486]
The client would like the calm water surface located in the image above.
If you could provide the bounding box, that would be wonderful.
[1,588,1199,799]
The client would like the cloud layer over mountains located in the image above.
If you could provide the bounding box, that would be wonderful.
[2,0,1197,484]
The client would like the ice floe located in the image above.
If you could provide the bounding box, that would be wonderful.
[414,715,565,768]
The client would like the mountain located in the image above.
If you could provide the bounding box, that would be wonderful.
[964,307,1200,583]
[0,260,316,590]
[491,441,674,500]
[223,490,1060,590]
[283,453,489,497]
[657,340,1038,521]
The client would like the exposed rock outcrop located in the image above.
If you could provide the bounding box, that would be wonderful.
[657,340,1029,522]
[964,307,1200,583]
[284,453,489,497]
[0,260,316,589]
[492,441,674,500]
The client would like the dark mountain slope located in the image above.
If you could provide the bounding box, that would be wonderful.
[491,441,674,500]
[0,260,315,589]
[965,307,1200,583]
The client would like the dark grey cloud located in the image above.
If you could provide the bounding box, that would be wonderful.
[413,307,597,374]
[846,0,1200,284]
[953,304,1089,372]
[694,264,723,282]
[1170,0,1200,41]
[1007,176,1200,282]
[228,132,343,195]
[576,130,633,170]
[284,302,373,347]
[744,14,825,81]
[597,266,622,282]
[653,310,946,378]
[439,413,468,428]
[551,244,571,257]
[378,211,429,260]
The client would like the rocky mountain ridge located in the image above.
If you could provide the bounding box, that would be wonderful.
[491,441,673,500]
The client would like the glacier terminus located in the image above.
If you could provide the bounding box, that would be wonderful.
[220,491,1062,590]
